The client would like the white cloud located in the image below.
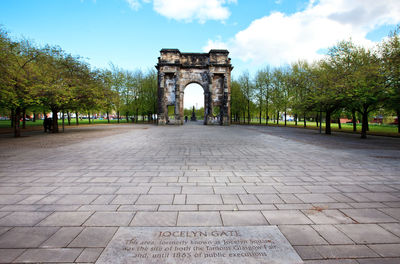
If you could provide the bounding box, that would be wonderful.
[204,36,228,51]
[125,0,235,23]
[203,0,400,66]
[125,0,141,10]
[153,0,236,23]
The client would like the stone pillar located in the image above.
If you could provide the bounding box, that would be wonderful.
[157,72,167,125]
[179,89,184,125]
[204,91,212,125]
[173,74,181,124]
[222,74,229,125]
[205,72,213,125]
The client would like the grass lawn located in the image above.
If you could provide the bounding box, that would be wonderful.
[1,118,398,137]
[234,120,399,137]
[0,118,144,129]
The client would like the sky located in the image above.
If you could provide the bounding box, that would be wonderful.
[1,0,399,109]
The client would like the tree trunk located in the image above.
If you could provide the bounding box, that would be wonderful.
[22,108,26,129]
[247,99,250,124]
[62,110,65,132]
[265,103,269,126]
[294,114,298,126]
[88,112,91,124]
[117,111,120,123]
[361,108,368,139]
[126,112,129,123]
[107,111,110,123]
[10,109,14,128]
[303,114,306,128]
[319,110,323,134]
[52,109,59,133]
[33,112,36,122]
[397,110,400,133]
[325,110,331,135]
[13,107,21,137]
[67,112,71,126]
[75,111,79,125]
[284,111,287,126]
[338,118,341,129]
[316,113,319,127]
[352,109,357,132]
[276,111,279,125]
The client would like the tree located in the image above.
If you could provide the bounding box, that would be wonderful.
[36,46,73,133]
[255,67,272,125]
[381,26,400,133]
[290,61,312,127]
[0,28,14,120]
[270,68,285,125]
[109,63,124,123]
[99,69,117,123]
[280,68,291,126]
[230,80,246,123]
[254,71,264,124]
[238,71,254,124]
[308,61,340,134]
[313,41,359,135]
[131,70,143,122]
[60,53,89,126]
[141,69,158,122]
[1,36,42,137]
[349,46,386,138]
[120,70,136,123]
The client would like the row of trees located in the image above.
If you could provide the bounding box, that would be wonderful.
[231,27,400,138]
[0,27,157,137]
[1,26,398,139]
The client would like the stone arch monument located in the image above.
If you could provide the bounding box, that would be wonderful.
[156,49,233,125]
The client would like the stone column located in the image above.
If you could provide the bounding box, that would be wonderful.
[174,73,183,125]
[157,72,167,125]
[222,74,229,125]
[205,72,213,125]
[204,91,212,125]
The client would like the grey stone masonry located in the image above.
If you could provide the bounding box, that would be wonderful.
[156,49,233,125]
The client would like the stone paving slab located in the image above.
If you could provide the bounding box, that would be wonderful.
[0,124,399,263]
[96,226,303,264]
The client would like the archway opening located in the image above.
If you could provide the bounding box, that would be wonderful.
[184,83,204,123]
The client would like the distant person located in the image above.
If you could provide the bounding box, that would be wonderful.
[43,116,50,132]
[185,116,188,123]
[44,116,53,132]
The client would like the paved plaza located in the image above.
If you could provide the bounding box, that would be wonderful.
[0,123,400,263]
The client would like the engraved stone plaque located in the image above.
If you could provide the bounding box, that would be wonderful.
[96,226,303,264]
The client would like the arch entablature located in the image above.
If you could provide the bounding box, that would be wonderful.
[156,49,233,125]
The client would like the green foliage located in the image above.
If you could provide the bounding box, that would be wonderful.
[380,26,400,132]
[0,26,160,136]
[230,31,398,137]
